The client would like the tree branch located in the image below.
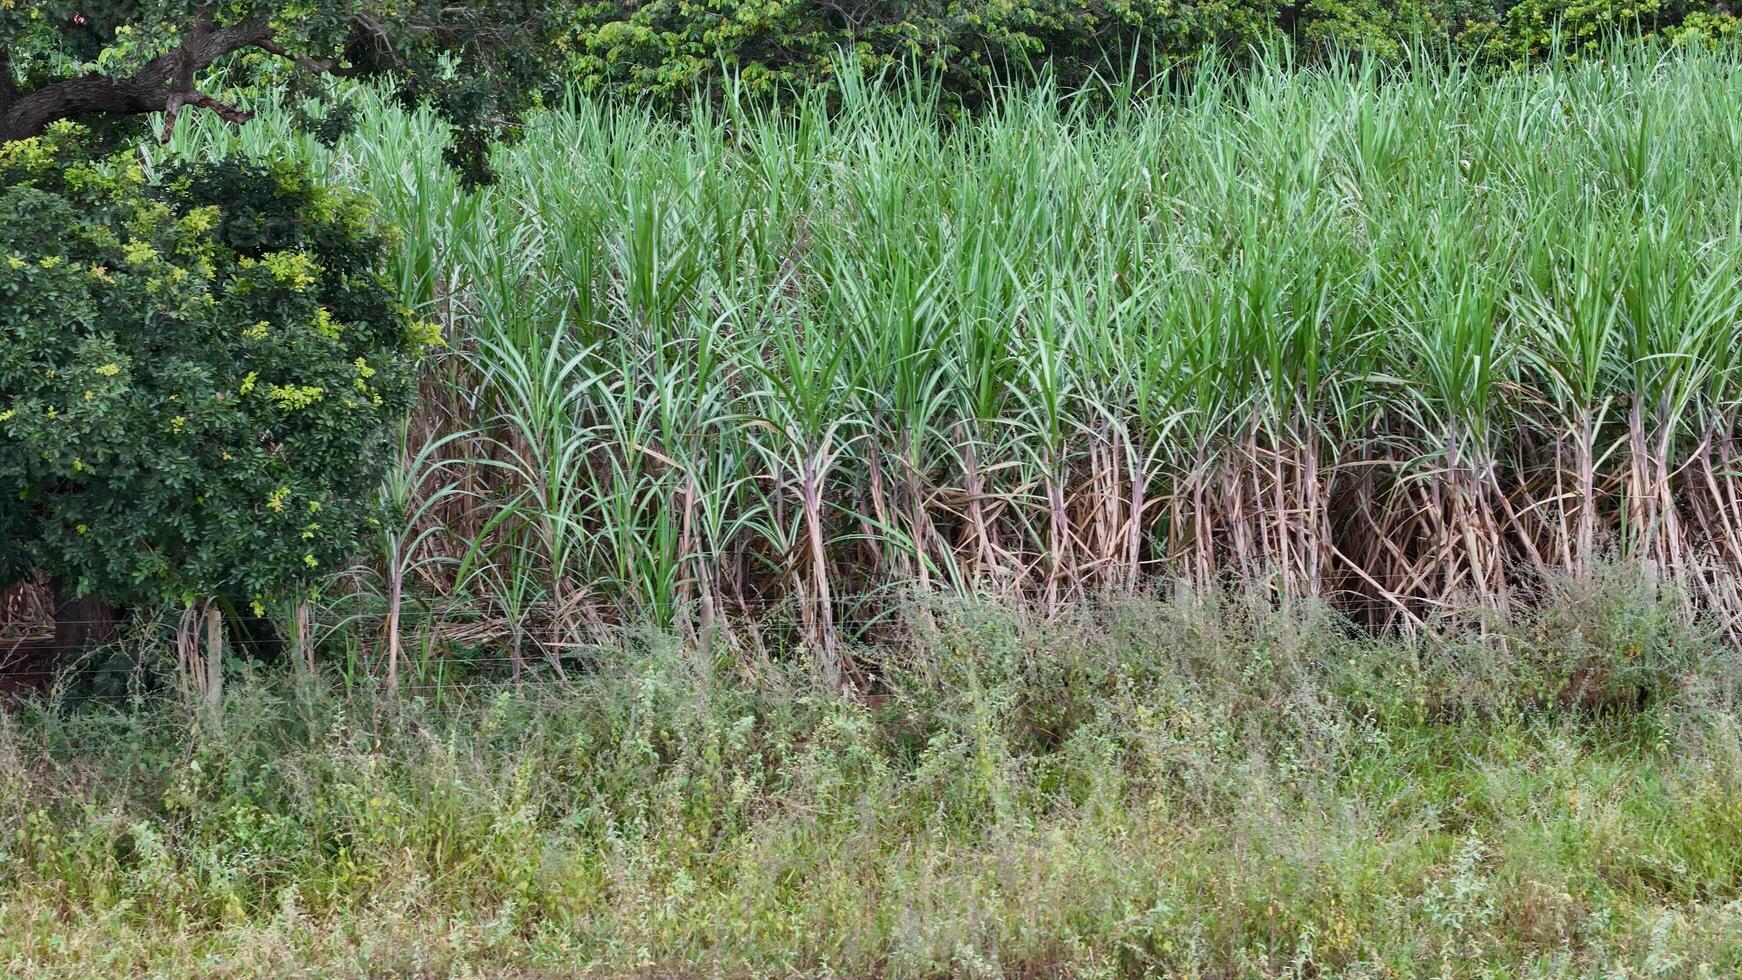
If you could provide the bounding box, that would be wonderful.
[0,18,270,143]
[251,38,360,78]
[161,90,255,142]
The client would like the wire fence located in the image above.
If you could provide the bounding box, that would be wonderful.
[0,577,1590,702]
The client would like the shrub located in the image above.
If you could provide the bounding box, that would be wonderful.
[562,0,1742,108]
[565,0,1293,106]
[0,124,430,612]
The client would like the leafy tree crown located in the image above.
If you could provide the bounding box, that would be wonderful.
[0,123,436,608]
[2,0,554,181]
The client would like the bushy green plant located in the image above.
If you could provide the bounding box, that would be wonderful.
[562,0,1742,108]
[565,0,1292,107]
[0,123,431,610]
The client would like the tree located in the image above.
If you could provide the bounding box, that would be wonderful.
[1,0,559,181]
[0,123,434,667]
[0,1,558,669]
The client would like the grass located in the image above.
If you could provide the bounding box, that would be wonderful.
[14,39,1742,976]
[6,574,1742,975]
[145,43,1742,672]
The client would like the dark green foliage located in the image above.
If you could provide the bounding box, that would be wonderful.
[6,0,1732,180]
[0,1,561,185]
[564,0,1275,107]
[0,124,430,609]
[562,0,1742,108]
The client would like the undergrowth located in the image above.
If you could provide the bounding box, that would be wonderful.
[4,572,1742,976]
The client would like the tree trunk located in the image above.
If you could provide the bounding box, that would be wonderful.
[0,579,123,690]
[48,578,119,661]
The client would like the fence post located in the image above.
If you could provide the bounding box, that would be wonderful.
[294,599,314,674]
[203,603,224,714]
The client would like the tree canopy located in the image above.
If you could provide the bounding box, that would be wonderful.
[1,0,558,180]
[0,123,432,612]
[9,0,1739,173]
